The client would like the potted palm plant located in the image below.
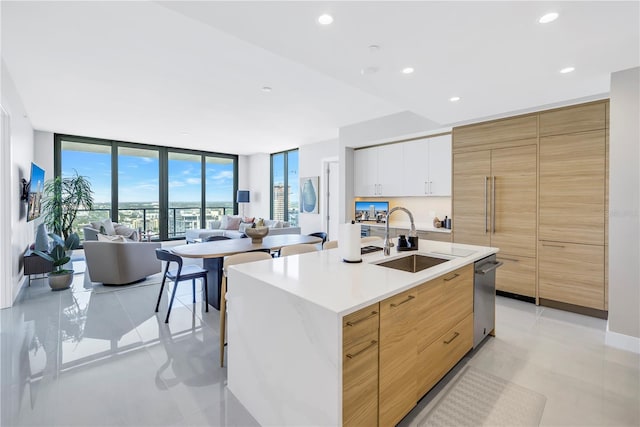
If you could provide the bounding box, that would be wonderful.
[42,170,94,241]
[34,233,80,290]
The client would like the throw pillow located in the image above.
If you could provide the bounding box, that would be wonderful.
[114,224,136,240]
[101,218,116,236]
[242,216,255,224]
[263,219,275,228]
[239,222,253,233]
[99,225,107,235]
[97,234,128,243]
[223,216,242,230]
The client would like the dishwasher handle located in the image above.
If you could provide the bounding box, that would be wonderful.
[475,260,503,275]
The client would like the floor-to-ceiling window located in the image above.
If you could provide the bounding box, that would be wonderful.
[117,146,160,235]
[59,138,112,240]
[271,149,298,226]
[56,135,237,240]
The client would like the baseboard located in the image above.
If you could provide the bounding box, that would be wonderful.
[606,323,640,354]
[539,298,608,319]
[496,290,536,304]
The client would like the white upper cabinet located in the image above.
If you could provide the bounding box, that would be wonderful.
[354,145,404,196]
[427,135,452,196]
[401,134,452,196]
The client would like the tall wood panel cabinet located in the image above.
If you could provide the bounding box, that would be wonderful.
[452,100,609,315]
[453,117,538,298]
[538,102,608,312]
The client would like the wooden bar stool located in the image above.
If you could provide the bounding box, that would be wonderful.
[279,243,319,257]
[220,251,272,367]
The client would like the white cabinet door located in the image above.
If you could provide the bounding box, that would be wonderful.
[354,147,378,196]
[427,135,452,196]
[377,144,404,196]
[402,139,429,196]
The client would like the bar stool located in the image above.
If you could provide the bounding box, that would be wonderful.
[279,244,319,257]
[155,248,208,323]
[220,251,273,367]
[323,240,338,249]
[361,236,382,244]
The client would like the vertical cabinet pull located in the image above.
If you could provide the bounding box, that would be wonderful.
[484,176,489,234]
[492,176,496,234]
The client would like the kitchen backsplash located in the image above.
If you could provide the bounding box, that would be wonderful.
[352,196,451,226]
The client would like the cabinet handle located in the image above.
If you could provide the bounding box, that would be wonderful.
[443,273,460,282]
[346,340,377,359]
[424,181,428,195]
[542,243,565,248]
[390,295,415,308]
[484,176,489,234]
[443,332,460,344]
[492,176,496,234]
[429,181,433,194]
[345,311,378,326]
[498,256,519,262]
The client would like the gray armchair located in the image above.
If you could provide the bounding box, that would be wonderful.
[84,241,162,285]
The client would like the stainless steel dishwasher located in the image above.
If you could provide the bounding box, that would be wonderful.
[474,255,502,348]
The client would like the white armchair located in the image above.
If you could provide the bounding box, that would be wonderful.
[84,241,161,285]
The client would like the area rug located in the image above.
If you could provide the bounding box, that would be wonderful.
[418,366,546,427]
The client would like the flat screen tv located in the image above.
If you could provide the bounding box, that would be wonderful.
[355,201,388,223]
[27,162,45,222]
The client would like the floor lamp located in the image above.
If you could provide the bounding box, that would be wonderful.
[237,190,250,217]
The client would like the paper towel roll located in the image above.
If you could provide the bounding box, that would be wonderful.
[339,222,362,263]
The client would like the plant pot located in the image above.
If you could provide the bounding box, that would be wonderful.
[49,271,73,291]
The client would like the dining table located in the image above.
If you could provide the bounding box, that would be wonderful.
[170,234,323,310]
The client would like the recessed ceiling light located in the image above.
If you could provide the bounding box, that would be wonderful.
[368,45,380,52]
[262,86,272,92]
[318,14,333,25]
[450,96,461,102]
[538,12,559,24]
[402,67,414,74]
[181,132,190,136]
[560,67,575,74]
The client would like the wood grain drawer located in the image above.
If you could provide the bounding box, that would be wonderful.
[416,264,473,352]
[416,312,473,399]
[539,102,607,136]
[539,241,605,310]
[343,303,379,349]
[453,115,538,149]
[343,330,379,427]
[496,254,536,298]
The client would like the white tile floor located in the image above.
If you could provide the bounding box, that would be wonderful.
[1,256,638,426]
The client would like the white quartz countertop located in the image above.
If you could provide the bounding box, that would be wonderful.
[229,239,498,316]
[360,221,451,233]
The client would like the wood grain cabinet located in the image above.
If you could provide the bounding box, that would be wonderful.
[342,304,380,427]
[453,144,537,296]
[379,288,418,427]
[415,265,473,397]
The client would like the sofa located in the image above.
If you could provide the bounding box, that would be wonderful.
[83,218,139,242]
[84,240,161,285]
[185,216,301,243]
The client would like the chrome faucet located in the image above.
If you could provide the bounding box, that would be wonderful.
[384,206,417,256]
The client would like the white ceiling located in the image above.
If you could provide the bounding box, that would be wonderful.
[2,1,638,155]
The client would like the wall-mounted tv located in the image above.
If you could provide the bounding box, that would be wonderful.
[27,162,45,222]
[355,201,389,223]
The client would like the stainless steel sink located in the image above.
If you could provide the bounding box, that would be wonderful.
[374,254,449,273]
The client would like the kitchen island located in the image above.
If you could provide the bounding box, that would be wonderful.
[226,239,498,426]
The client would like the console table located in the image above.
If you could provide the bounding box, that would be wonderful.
[24,249,53,285]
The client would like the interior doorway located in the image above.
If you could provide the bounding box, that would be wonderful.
[324,160,339,241]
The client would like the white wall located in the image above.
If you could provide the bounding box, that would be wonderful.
[608,67,640,340]
[244,153,271,219]
[34,130,54,173]
[1,60,35,308]
[298,139,339,235]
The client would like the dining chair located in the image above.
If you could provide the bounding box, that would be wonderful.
[220,251,273,367]
[155,248,208,323]
[323,240,338,249]
[308,232,327,245]
[205,235,231,242]
[279,244,319,257]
